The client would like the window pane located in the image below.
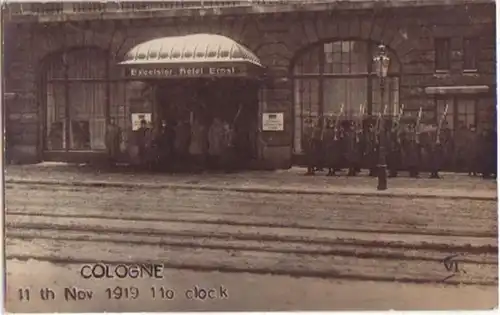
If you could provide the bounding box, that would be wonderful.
[323,78,368,118]
[463,38,478,70]
[436,98,454,129]
[323,40,369,74]
[294,45,320,74]
[457,99,476,129]
[68,82,106,150]
[371,77,399,114]
[435,38,451,71]
[46,83,66,150]
[294,78,320,153]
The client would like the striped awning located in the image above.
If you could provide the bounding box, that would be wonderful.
[119,33,264,79]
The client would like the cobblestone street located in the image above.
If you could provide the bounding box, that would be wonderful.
[4,164,498,311]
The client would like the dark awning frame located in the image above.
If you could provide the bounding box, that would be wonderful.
[119,33,265,80]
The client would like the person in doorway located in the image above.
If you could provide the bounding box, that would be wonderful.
[174,119,192,172]
[222,119,237,173]
[105,118,122,167]
[208,117,226,170]
[189,116,208,173]
[136,119,150,168]
[155,119,176,171]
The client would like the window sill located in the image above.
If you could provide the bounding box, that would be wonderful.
[433,71,450,78]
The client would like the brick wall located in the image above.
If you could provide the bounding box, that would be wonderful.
[5,2,496,166]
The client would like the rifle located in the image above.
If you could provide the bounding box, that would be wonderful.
[356,104,365,143]
[333,104,344,141]
[392,104,405,133]
[232,103,243,127]
[436,104,449,144]
[415,107,422,144]
[320,116,326,141]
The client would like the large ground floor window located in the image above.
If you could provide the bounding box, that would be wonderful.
[44,47,129,152]
[45,80,129,151]
[292,39,401,154]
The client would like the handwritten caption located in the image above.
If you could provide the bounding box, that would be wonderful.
[16,263,229,303]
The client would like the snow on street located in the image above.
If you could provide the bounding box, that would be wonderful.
[4,181,498,311]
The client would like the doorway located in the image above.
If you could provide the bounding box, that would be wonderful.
[154,78,260,171]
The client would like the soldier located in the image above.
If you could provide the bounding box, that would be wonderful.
[208,117,225,170]
[364,119,378,177]
[454,122,468,172]
[189,116,208,173]
[344,121,361,176]
[466,124,479,176]
[440,121,454,170]
[428,128,444,179]
[220,119,236,173]
[303,117,323,176]
[386,119,402,178]
[323,117,342,176]
[174,118,192,171]
[479,126,496,179]
[402,122,421,178]
[155,119,176,171]
[105,118,122,167]
[136,119,149,167]
[302,118,315,175]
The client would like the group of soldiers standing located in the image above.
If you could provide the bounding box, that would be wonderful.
[105,113,242,173]
[302,105,497,179]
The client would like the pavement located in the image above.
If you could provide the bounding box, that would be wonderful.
[4,163,498,200]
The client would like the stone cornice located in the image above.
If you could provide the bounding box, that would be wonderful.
[4,0,494,24]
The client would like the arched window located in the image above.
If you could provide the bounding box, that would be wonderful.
[43,47,128,152]
[292,40,400,154]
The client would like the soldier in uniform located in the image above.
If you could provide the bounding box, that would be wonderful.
[323,117,343,176]
[386,118,402,178]
[344,121,361,176]
[440,121,454,170]
[454,122,469,172]
[364,118,378,177]
[402,122,421,178]
[302,118,315,175]
[467,124,479,176]
[428,128,444,179]
[105,118,122,167]
[479,126,496,179]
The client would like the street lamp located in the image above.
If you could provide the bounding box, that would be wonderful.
[373,44,391,191]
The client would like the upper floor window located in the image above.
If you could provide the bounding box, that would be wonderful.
[435,38,451,71]
[463,37,478,71]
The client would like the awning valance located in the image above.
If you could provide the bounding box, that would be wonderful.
[119,33,264,79]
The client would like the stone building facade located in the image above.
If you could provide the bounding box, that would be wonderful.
[3,0,496,169]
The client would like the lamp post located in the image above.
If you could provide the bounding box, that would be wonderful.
[373,44,390,191]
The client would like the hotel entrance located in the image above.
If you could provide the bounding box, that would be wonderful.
[120,34,265,172]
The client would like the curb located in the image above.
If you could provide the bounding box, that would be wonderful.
[5,178,497,201]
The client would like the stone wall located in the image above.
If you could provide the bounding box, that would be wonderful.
[5,2,496,166]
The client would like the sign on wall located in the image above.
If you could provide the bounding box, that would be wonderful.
[262,112,284,131]
[131,113,152,131]
[125,66,242,78]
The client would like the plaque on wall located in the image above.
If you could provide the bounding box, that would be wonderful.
[131,113,152,131]
[262,112,284,131]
